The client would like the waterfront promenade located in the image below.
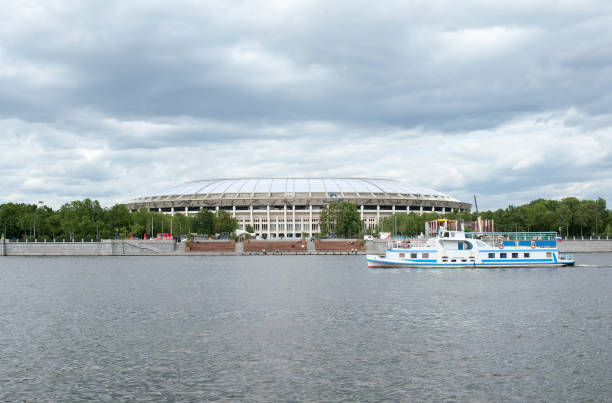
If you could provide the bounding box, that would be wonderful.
[2,238,612,256]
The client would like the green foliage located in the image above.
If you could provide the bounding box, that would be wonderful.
[193,209,215,235]
[214,210,238,235]
[380,197,611,237]
[1,195,611,242]
[336,201,362,238]
[319,203,339,236]
[319,201,363,238]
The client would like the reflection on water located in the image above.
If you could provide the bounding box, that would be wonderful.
[1,254,611,401]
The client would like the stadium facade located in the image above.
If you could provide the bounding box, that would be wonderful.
[124,178,471,238]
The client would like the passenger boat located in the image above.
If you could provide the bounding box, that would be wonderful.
[367,226,574,269]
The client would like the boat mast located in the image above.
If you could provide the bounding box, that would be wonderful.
[474,194,483,232]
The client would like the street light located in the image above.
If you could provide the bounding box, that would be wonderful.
[35,201,44,240]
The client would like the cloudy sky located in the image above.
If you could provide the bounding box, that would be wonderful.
[2,0,612,210]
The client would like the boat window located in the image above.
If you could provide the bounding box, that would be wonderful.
[488,253,495,258]
[524,252,530,258]
[512,252,519,258]
[422,253,429,258]
[399,253,405,258]
[442,258,448,262]
[462,241,473,250]
[410,253,417,258]
[500,253,507,258]
[546,252,552,258]
[451,259,456,262]
[461,258,467,262]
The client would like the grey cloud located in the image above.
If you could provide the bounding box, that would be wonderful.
[2,1,612,208]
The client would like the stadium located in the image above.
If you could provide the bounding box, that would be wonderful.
[124,178,471,238]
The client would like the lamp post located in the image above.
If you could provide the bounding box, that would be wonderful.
[35,201,43,240]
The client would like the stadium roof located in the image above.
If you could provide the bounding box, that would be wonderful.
[137,178,459,201]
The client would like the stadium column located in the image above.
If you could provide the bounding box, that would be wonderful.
[376,205,380,227]
[232,206,236,218]
[309,205,313,237]
[249,206,253,230]
[292,206,295,237]
[360,205,365,233]
[283,205,287,237]
[266,205,270,238]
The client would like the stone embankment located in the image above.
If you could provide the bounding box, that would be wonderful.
[2,238,610,256]
[1,239,178,256]
[558,240,612,253]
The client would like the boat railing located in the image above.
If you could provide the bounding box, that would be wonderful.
[559,252,574,261]
[466,231,557,241]
[387,238,429,249]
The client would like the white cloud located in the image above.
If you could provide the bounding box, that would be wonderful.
[1,1,612,211]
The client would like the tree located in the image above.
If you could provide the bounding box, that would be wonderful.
[335,201,362,238]
[319,203,340,236]
[193,209,215,234]
[214,210,238,235]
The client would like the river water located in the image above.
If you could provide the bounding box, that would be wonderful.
[1,254,611,401]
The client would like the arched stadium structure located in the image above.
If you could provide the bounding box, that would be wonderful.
[124,178,471,238]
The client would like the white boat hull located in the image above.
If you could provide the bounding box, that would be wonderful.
[367,255,573,269]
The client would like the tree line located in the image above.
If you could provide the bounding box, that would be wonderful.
[0,199,237,240]
[1,196,610,241]
[378,197,612,238]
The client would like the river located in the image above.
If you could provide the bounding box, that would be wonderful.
[1,254,611,401]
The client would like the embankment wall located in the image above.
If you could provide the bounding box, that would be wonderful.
[3,238,611,256]
[558,240,612,253]
[1,240,179,256]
